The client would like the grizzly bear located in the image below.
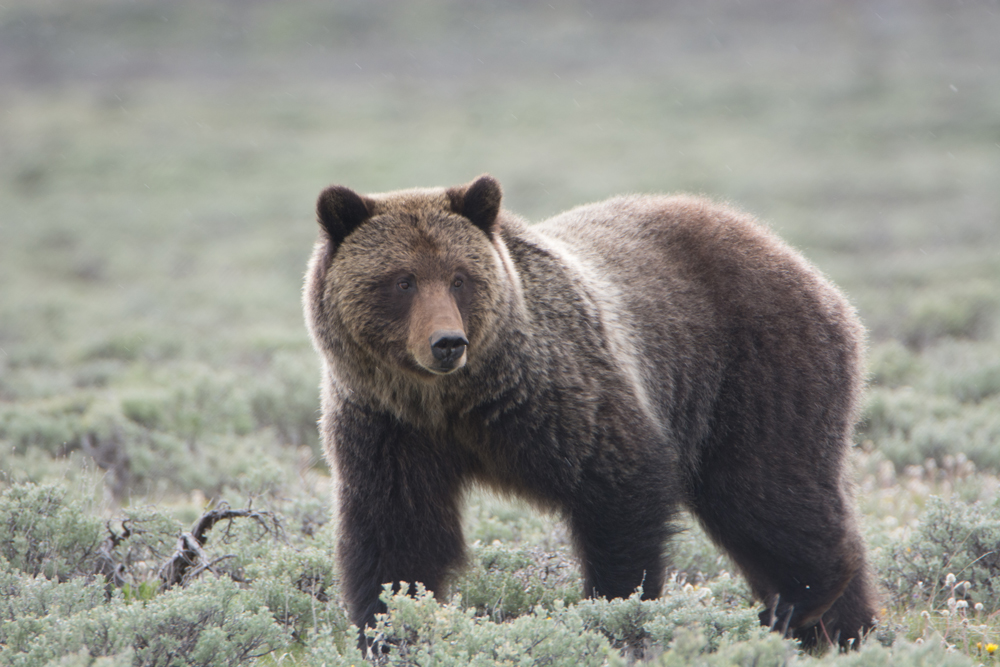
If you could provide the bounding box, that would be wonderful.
[303,175,877,649]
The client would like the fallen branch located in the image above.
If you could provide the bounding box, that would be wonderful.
[158,503,281,589]
[94,519,133,587]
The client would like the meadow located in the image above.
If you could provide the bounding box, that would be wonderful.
[1,1,1000,665]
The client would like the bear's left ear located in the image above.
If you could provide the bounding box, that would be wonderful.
[316,185,373,249]
[447,175,502,236]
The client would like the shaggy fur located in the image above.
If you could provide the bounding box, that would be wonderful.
[303,175,878,649]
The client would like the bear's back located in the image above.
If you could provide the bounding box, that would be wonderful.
[524,194,865,461]
[533,194,845,324]
[531,194,861,359]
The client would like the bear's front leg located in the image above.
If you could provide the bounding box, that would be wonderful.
[329,403,468,647]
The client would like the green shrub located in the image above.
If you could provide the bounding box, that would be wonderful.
[0,568,130,666]
[861,387,1000,472]
[281,493,331,538]
[121,394,167,430]
[247,351,320,451]
[462,491,565,548]
[868,340,924,389]
[924,340,1000,404]
[901,289,997,349]
[128,576,289,667]
[878,496,1000,612]
[298,624,367,666]
[455,543,582,620]
[83,334,152,362]
[651,628,792,667]
[216,516,348,640]
[156,371,255,442]
[805,639,978,667]
[0,483,103,580]
[575,581,759,655]
[944,366,1000,404]
[0,482,353,667]
[0,397,91,457]
[73,359,128,389]
[669,515,730,582]
[369,585,621,667]
[197,432,295,499]
[366,576,768,666]
[103,507,184,583]
[44,649,135,667]
[648,624,980,666]
[860,388,958,445]
[0,569,292,667]
[0,358,323,501]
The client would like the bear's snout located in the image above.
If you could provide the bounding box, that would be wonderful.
[429,330,468,369]
[406,283,469,375]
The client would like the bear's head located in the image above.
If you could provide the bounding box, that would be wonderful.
[305,175,518,385]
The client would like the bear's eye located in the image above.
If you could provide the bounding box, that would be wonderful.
[396,279,413,291]
[452,277,464,289]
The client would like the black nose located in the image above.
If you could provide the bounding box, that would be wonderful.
[430,330,468,363]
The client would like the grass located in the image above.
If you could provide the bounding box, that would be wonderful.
[2,0,1000,664]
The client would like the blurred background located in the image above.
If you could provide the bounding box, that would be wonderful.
[1,0,999,511]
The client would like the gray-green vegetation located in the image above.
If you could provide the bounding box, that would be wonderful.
[1,1,999,665]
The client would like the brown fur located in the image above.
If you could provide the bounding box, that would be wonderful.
[303,175,878,650]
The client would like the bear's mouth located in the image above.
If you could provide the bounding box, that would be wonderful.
[404,349,468,378]
[424,354,467,375]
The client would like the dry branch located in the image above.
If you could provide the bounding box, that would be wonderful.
[158,504,280,589]
[93,519,132,587]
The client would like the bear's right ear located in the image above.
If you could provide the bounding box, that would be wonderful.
[316,185,372,248]
[447,175,502,236]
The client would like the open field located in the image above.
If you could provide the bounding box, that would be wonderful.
[2,1,1000,665]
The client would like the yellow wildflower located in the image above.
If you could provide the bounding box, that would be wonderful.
[987,643,998,654]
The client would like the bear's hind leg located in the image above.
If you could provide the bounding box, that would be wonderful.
[790,563,878,649]
[689,445,877,649]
